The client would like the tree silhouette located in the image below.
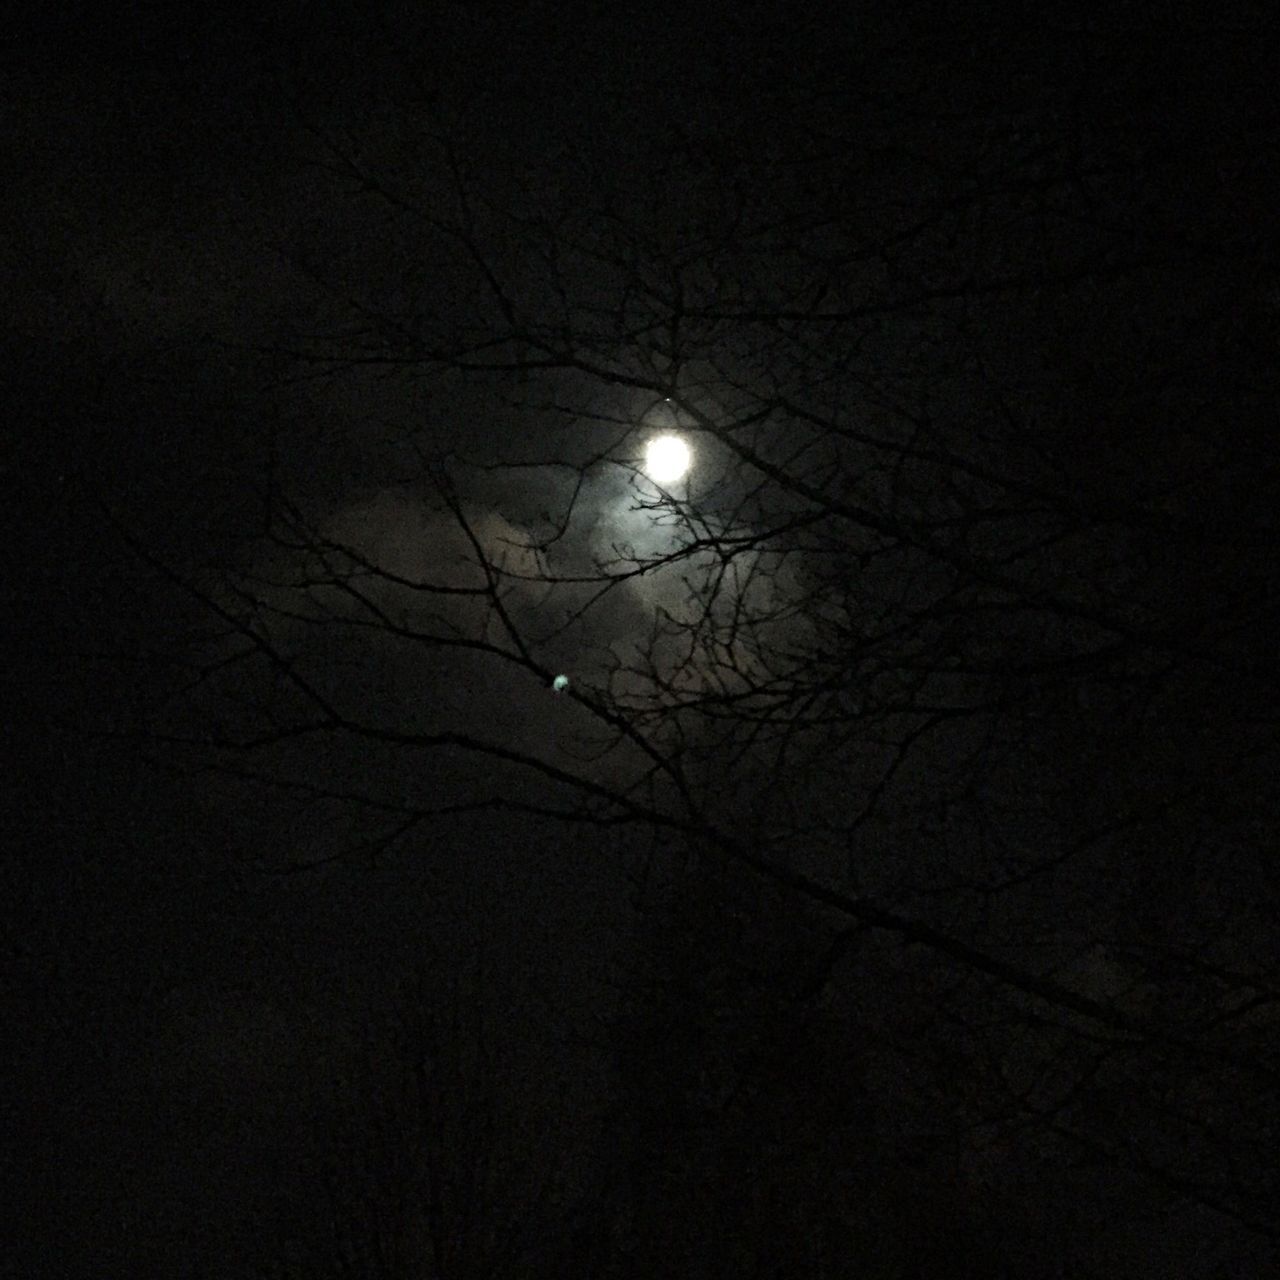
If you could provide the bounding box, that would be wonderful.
[297,952,567,1279]
[102,14,1278,1272]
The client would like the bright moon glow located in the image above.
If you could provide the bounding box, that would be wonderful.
[644,434,691,483]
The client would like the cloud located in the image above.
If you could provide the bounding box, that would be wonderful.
[191,450,818,844]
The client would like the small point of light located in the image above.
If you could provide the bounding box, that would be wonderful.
[644,434,691,483]
[552,674,570,694]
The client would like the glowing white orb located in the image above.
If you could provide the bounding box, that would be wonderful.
[644,434,691,484]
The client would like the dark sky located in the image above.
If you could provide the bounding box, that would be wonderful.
[5,5,1279,1276]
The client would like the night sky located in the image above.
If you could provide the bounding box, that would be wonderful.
[6,5,1280,1277]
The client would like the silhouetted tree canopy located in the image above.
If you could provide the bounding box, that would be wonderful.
[70,9,1279,1275]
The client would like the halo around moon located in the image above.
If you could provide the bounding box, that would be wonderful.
[644,434,691,483]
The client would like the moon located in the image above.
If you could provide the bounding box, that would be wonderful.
[644,434,691,484]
